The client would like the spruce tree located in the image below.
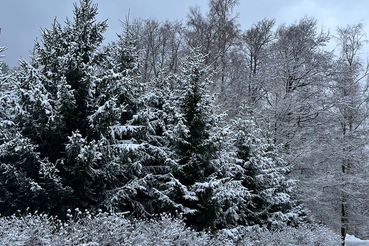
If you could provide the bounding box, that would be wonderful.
[98,29,168,215]
[231,112,302,229]
[99,25,189,216]
[0,46,69,216]
[11,0,112,212]
[0,46,11,141]
[169,49,224,230]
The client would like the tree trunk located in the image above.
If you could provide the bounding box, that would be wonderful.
[341,198,347,246]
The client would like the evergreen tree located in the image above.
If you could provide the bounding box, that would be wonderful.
[84,21,184,218]
[0,46,70,216]
[169,49,225,230]
[99,22,191,217]
[0,46,12,141]
[14,0,108,163]
[7,0,179,217]
[103,74,183,216]
[231,112,302,229]
[11,0,113,212]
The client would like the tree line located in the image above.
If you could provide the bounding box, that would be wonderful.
[1,0,369,244]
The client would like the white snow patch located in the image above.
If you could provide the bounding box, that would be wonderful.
[346,234,369,246]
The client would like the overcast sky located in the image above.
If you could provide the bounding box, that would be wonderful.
[1,0,369,67]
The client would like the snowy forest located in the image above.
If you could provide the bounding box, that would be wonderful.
[1,0,369,245]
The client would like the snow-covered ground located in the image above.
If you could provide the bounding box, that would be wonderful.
[346,234,369,246]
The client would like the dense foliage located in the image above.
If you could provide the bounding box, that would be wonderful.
[0,211,340,246]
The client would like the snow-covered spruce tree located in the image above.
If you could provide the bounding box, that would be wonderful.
[96,20,198,218]
[10,0,185,218]
[0,46,69,216]
[102,74,189,217]
[167,49,227,230]
[0,46,12,141]
[96,26,179,216]
[230,111,303,229]
[11,0,117,212]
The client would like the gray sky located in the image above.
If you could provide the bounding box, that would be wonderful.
[1,0,369,68]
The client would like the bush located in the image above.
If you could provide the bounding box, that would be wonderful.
[219,223,340,246]
[0,211,339,246]
[0,210,233,245]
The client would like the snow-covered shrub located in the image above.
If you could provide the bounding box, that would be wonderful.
[126,213,233,246]
[0,210,233,245]
[0,211,58,246]
[221,223,341,246]
[0,210,341,246]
